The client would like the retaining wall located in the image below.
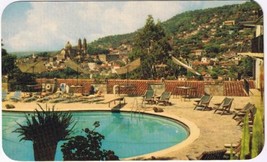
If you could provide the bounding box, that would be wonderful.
[35,79,254,97]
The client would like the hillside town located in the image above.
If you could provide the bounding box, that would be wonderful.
[15,5,263,85]
[2,1,265,161]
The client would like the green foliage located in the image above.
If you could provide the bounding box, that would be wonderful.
[13,104,75,160]
[90,33,135,49]
[61,121,119,160]
[251,110,264,158]
[37,67,78,79]
[14,104,75,142]
[240,112,251,159]
[204,44,221,57]
[239,57,254,77]
[229,144,234,160]
[87,46,109,55]
[8,68,37,91]
[129,15,172,79]
[210,72,218,79]
[2,50,17,75]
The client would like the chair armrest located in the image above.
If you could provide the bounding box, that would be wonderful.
[224,143,238,148]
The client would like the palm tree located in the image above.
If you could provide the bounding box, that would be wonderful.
[14,104,75,161]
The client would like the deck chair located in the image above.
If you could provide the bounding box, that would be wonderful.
[23,95,38,102]
[224,140,241,159]
[233,102,255,119]
[157,91,171,106]
[187,149,227,160]
[142,90,155,104]
[10,91,22,102]
[236,106,257,126]
[194,94,213,110]
[214,97,234,115]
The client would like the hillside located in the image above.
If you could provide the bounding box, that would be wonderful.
[10,1,262,81]
[89,2,261,54]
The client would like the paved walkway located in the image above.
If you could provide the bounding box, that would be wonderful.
[2,91,263,160]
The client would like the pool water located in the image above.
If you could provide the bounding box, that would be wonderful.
[2,111,189,160]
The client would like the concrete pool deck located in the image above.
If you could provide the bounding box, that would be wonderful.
[1,91,263,160]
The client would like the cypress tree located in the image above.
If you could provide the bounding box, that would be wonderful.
[251,109,264,158]
[240,112,250,159]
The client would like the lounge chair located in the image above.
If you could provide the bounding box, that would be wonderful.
[187,149,227,160]
[157,91,171,106]
[142,89,155,104]
[23,95,38,102]
[82,95,105,103]
[194,94,213,110]
[224,140,241,159]
[236,106,257,126]
[10,91,22,102]
[232,102,255,120]
[36,95,52,103]
[214,97,234,115]
[49,94,71,103]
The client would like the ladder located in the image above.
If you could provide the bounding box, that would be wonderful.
[131,97,146,113]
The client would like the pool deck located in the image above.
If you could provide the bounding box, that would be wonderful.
[1,91,263,160]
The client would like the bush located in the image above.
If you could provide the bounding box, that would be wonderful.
[61,121,119,160]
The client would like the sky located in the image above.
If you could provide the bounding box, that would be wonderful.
[0,0,256,53]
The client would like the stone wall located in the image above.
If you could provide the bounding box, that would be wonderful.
[204,84,224,96]
[35,79,253,97]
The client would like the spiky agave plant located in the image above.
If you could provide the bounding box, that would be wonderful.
[14,104,76,161]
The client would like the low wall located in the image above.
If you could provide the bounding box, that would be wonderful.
[35,79,254,97]
[204,84,224,96]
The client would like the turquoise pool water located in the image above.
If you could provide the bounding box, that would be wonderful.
[2,111,189,160]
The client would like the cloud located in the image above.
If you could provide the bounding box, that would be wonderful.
[2,1,244,52]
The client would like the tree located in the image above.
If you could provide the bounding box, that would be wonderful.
[78,38,82,49]
[61,121,119,160]
[129,15,172,79]
[251,110,264,158]
[240,112,251,159]
[239,57,253,78]
[14,104,75,161]
[2,48,17,76]
[83,38,87,50]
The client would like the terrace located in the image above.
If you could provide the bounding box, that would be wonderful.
[2,79,263,160]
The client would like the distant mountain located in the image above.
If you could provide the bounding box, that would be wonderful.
[11,51,57,58]
[10,51,36,57]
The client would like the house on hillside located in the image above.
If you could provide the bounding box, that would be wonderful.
[223,20,235,26]
[191,49,205,57]
[201,57,209,63]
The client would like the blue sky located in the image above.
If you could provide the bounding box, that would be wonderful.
[0,0,255,53]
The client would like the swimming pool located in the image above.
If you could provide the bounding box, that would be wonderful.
[2,111,189,160]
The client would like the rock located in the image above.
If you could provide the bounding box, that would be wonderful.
[153,107,164,112]
[5,104,15,109]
